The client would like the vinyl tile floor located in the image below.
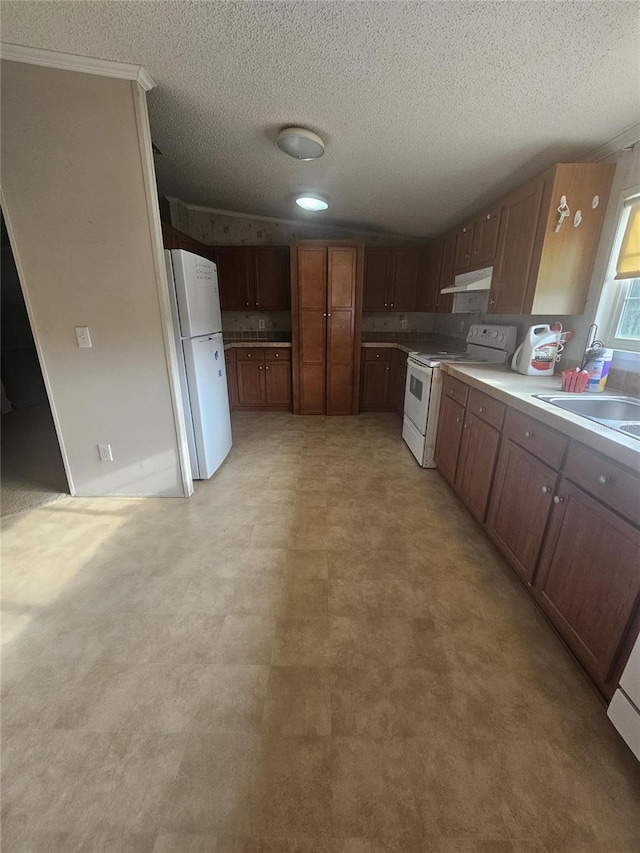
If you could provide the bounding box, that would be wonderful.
[2,413,639,853]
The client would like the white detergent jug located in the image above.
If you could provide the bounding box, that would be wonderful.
[511,325,559,376]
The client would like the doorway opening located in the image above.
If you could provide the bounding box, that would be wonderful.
[1,211,69,516]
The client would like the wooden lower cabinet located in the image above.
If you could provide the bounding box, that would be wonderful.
[534,478,640,692]
[228,347,292,410]
[434,393,465,484]
[237,360,266,407]
[486,439,557,584]
[454,413,500,523]
[391,350,408,416]
[360,360,391,410]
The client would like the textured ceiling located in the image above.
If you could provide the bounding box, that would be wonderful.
[2,1,639,237]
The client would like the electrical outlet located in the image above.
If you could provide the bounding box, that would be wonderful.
[98,444,113,462]
[75,326,92,348]
[400,316,408,330]
[258,319,265,330]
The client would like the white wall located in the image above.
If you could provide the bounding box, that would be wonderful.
[1,61,188,497]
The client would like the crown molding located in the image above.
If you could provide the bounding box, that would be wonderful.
[584,120,640,163]
[0,43,155,91]
[165,197,419,240]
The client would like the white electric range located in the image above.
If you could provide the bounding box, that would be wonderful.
[402,324,517,467]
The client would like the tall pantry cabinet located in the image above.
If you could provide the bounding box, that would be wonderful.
[291,241,364,415]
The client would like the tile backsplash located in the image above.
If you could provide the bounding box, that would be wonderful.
[222,311,291,341]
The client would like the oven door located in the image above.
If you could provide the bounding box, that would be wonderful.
[404,358,433,434]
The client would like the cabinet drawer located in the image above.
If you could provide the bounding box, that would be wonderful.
[563,443,640,528]
[467,388,505,431]
[235,347,264,361]
[503,408,567,469]
[363,347,392,362]
[442,374,469,408]
[265,347,291,362]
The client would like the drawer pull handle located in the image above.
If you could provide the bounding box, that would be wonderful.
[541,486,551,494]
[463,422,470,430]
[598,475,611,485]
[376,354,380,358]
[275,353,279,357]
[524,430,533,438]
[245,301,250,306]
[390,303,394,307]
[259,365,263,370]
[456,417,462,423]
[553,495,564,505]
[247,353,252,358]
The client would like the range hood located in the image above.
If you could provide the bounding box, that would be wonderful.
[441,266,493,294]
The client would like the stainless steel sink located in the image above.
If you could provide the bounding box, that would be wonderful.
[534,394,640,440]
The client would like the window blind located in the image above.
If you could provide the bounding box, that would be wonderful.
[616,201,640,279]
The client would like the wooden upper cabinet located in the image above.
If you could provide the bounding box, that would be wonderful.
[363,248,418,311]
[489,176,547,314]
[215,246,290,311]
[489,163,615,315]
[216,247,251,310]
[389,249,420,310]
[471,206,501,266]
[416,240,442,312]
[437,232,456,313]
[363,249,391,309]
[454,223,474,272]
[253,247,290,310]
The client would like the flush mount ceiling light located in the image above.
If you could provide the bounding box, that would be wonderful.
[277,127,325,160]
[295,196,329,212]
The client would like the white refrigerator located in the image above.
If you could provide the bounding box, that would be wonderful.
[165,249,232,480]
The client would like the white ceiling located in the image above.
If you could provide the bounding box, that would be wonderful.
[2,1,639,237]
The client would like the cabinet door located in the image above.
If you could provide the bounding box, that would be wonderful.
[454,223,474,272]
[416,241,442,312]
[360,361,391,410]
[437,232,455,313]
[489,177,545,314]
[253,247,290,311]
[216,247,251,311]
[265,361,292,407]
[224,349,237,409]
[471,206,501,266]
[327,246,358,415]
[236,360,266,406]
[295,246,327,414]
[455,413,500,523]
[535,479,640,691]
[434,393,465,485]
[363,249,391,310]
[486,439,557,584]
[389,250,419,310]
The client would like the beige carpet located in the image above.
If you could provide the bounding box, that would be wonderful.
[1,403,68,517]
[2,412,640,851]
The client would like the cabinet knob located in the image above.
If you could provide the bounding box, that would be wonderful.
[486,213,491,220]
[390,303,394,307]
[489,298,496,306]
[463,422,470,430]
[524,430,533,438]
[274,353,279,358]
[386,366,390,372]
[456,416,462,423]
[255,302,259,306]
[598,475,611,485]
[327,313,332,317]
[541,486,551,494]
[553,495,564,505]
[247,353,252,358]
[259,365,263,370]
[265,365,269,370]
[384,303,388,307]
[376,354,380,358]
[479,406,486,413]
[246,301,250,306]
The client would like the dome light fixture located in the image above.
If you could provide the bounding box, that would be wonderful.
[277,127,325,161]
[296,195,329,212]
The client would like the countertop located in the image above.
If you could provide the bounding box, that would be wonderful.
[224,341,292,350]
[360,340,438,355]
[442,362,640,470]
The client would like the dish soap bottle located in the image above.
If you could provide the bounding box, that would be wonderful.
[511,325,559,376]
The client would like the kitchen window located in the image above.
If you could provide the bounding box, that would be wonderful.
[597,191,640,354]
